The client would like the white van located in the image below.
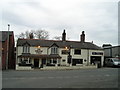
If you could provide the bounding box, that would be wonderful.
[104,58,120,67]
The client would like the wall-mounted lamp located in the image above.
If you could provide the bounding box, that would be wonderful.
[37,46,41,48]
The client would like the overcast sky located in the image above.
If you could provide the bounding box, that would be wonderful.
[1,0,119,46]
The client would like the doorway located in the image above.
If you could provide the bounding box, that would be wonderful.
[90,56,101,65]
[34,59,39,68]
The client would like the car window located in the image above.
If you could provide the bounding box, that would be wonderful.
[110,59,113,62]
[113,58,120,62]
[108,59,110,62]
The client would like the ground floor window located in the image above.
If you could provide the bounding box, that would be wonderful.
[42,59,46,64]
[46,59,59,66]
[62,59,66,62]
[18,58,32,66]
[72,59,83,65]
[53,59,57,64]
[90,56,101,65]
[46,59,54,66]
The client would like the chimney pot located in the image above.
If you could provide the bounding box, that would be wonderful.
[81,31,85,42]
[62,29,66,41]
[29,33,34,39]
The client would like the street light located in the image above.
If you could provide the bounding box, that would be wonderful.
[65,46,69,50]
[6,24,10,70]
[35,46,43,68]
[65,46,72,66]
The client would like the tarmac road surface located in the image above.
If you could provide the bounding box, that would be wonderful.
[2,68,119,88]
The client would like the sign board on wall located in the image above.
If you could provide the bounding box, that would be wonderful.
[92,52,103,55]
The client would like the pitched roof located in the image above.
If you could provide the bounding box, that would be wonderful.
[17,39,103,50]
[0,31,14,42]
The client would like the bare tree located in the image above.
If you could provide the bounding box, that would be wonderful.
[34,30,49,39]
[53,36,62,40]
[15,32,25,39]
[16,29,49,39]
[25,30,30,39]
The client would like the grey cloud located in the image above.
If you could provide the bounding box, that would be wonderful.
[1,1,118,46]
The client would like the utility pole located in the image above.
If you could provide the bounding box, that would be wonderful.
[6,24,10,70]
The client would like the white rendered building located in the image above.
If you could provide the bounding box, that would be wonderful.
[16,30,104,69]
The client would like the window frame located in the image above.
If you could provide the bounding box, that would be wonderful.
[51,47,58,54]
[61,50,68,55]
[74,49,81,55]
[23,45,30,53]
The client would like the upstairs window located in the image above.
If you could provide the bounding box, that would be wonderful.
[74,49,81,55]
[51,47,58,54]
[61,50,68,54]
[23,46,30,53]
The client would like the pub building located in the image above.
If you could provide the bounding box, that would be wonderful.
[16,30,104,70]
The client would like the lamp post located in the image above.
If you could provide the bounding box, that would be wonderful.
[6,24,10,70]
[65,46,72,66]
[35,46,43,68]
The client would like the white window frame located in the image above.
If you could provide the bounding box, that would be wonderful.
[20,58,31,64]
[23,46,30,53]
[51,47,58,54]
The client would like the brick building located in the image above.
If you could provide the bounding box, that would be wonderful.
[0,31,15,70]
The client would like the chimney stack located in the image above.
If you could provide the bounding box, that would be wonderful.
[29,33,34,39]
[62,29,66,41]
[81,31,85,42]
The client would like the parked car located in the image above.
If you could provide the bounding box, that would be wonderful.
[104,58,120,67]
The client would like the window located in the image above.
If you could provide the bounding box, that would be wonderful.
[62,59,66,62]
[72,59,83,65]
[19,58,32,66]
[47,60,52,63]
[78,59,83,64]
[74,49,81,55]
[58,59,60,63]
[62,50,68,54]
[23,46,30,53]
[53,59,57,64]
[29,59,31,63]
[51,47,58,54]
[22,58,29,64]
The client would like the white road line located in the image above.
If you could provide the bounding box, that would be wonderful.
[47,77,54,79]
[105,74,110,77]
[3,77,45,80]
[73,76,79,78]
[55,77,63,79]
[65,76,71,78]
[3,75,82,80]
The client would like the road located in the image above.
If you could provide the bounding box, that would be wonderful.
[2,68,119,88]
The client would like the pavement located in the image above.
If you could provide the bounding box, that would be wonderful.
[2,67,119,88]
[16,65,97,70]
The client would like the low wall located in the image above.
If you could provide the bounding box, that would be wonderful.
[16,65,97,70]
[41,65,97,70]
[16,65,33,70]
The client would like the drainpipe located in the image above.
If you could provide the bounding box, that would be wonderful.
[6,24,10,70]
[87,49,89,66]
[110,47,112,58]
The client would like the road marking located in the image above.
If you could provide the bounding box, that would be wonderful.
[90,75,95,77]
[56,77,63,79]
[73,76,79,78]
[47,77,54,79]
[58,87,62,88]
[3,75,83,80]
[105,74,110,77]
[65,76,71,78]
